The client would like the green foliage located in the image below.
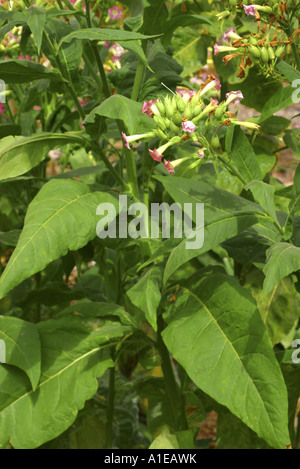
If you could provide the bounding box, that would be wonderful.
[0,0,299,451]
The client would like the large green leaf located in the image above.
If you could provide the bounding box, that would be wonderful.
[127,267,162,331]
[84,94,154,135]
[59,28,159,47]
[162,273,290,448]
[246,180,278,224]
[0,180,119,299]
[0,316,130,449]
[0,316,41,390]
[229,127,262,183]
[25,6,46,54]
[259,86,294,123]
[0,133,85,181]
[154,175,263,282]
[0,59,59,83]
[263,243,300,295]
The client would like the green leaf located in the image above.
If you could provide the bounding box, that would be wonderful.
[0,133,85,181]
[283,129,300,159]
[0,179,119,299]
[84,94,153,135]
[119,40,153,71]
[263,243,300,295]
[0,317,120,449]
[25,6,46,54]
[259,86,294,123]
[59,28,159,48]
[149,425,196,449]
[0,316,41,390]
[276,60,300,83]
[0,230,21,246]
[154,175,262,282]
[162,273,290,448]
[229,127,262,183]
[0,59,59,83]
[246,180,278,224]
[127,267,162,331]
[161,14,214,48]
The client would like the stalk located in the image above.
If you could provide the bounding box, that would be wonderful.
[105,365,115,449]
[157,315,188,431]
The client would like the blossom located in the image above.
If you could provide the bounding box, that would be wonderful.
[243,5,257,16]
[225,90,244,105]
[149,148,163,162]
[198,148,206,158]
[182,121,196,134]
[122,131,153,150]
[108,5,123,20]
[214,44,237,56]
[0,103,4,115]
[164,160,175,175]
[176,88,196,102]
[142,100,157,118]
[18,54,32,61]
[232,120,260,130]
[222,27,242,43]
[210,98,219,106]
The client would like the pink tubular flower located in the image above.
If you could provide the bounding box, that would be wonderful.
[122,131,131,149]
[0,103,4,115]
[108,5,123,20]
[243,5,256,16]
[182,121,196,134]
[18,54,32,61]
[142,100,157,118]
[225,90,244,105]
[164,160,175,175]
[149,148,163,162]
[176,88,196,102]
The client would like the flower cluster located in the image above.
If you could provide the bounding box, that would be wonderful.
[214,23,293,78]
[122,78,260,175]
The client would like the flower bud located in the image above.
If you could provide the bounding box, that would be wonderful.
[248,45,261,58]
[275,45,285,57]
[155,128,168,140]
[176,95,186,113]
[260,46,269,63]
[154,115,167,131]
[173,111,183,125]
[192,104,204,118]
[268,45,275,61]
[164,95,175,119]
[211,135,220,149]
[169,121,180,134]
[156,101,166,116]
[214,107,224,119]
[184,103,193,120]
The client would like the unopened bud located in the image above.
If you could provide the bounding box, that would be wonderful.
[260,46,269,63]
[154,115,167,131]
[156,101,166,116]
[164,95,175,118]
[173,111,183,125]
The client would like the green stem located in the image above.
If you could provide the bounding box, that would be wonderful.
[157,315,188,432]
[287,26,300,71]
[131,61,144,101]
[82,51,103,93]
[94,142,129,190]
[218,154,247,185]
[105,364,115,449]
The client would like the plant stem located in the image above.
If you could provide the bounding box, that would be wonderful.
[105,364,115,449]
[157,315,188,432]
[131,61,144,101]
[218,154,247,185]
[94,142,129,190]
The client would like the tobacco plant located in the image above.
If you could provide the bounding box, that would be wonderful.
[0,0,299,450]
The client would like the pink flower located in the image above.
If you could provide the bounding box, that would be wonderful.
[164,160,175,175]
[225,90,244,105]
[182,121,196,134]
[18,54,32,61]
[215,79,221,91]
[105,41,110,49]
[122,131,131,150]
[214,44,220,56]
[243,5,256,16]
[108,5,123,20]
[142,100,157,118]
[210,98,219,106]
[0,103,4,115]
[149,148,163,162]
[70,0,76,4]
[33,106,41,111]
[223,27,236,43]
[198,148,206,158]
[176,88,196,101]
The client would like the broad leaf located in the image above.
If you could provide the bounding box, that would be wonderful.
[0,180,119,299]
[0,317,129,448]
[0,316,41,390]
[162,273,290,448]
[246,180,278,224]
[263,243,300,295]
[25,6,46,54]
[59,28,159,47]
[259,86,294,122]
[229,127,262,183]
[0,133,85,181]
[127,267,162,330]
[0,59,59,83]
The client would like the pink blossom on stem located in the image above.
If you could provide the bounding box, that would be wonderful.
[182,120,196,134]
[108,5,123,20]
[122,131,131,150]
[176,88,196,101]
[243,5,257,16]
[198,148,206,158]
[0,103,4,115]
[149,148,163,162]
[225,90,244,105]
[164,160,175,175]
[142,100,157,118]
